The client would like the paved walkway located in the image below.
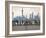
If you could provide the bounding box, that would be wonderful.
[12,25,40,31]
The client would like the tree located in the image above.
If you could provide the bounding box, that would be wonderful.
[15,20,18,24]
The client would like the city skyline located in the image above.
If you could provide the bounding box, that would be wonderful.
[12,7,40,18]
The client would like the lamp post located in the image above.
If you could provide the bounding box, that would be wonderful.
[32,12,34,24]
[22,8,23,25]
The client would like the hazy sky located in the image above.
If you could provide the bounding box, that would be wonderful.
[12,6,40,18]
